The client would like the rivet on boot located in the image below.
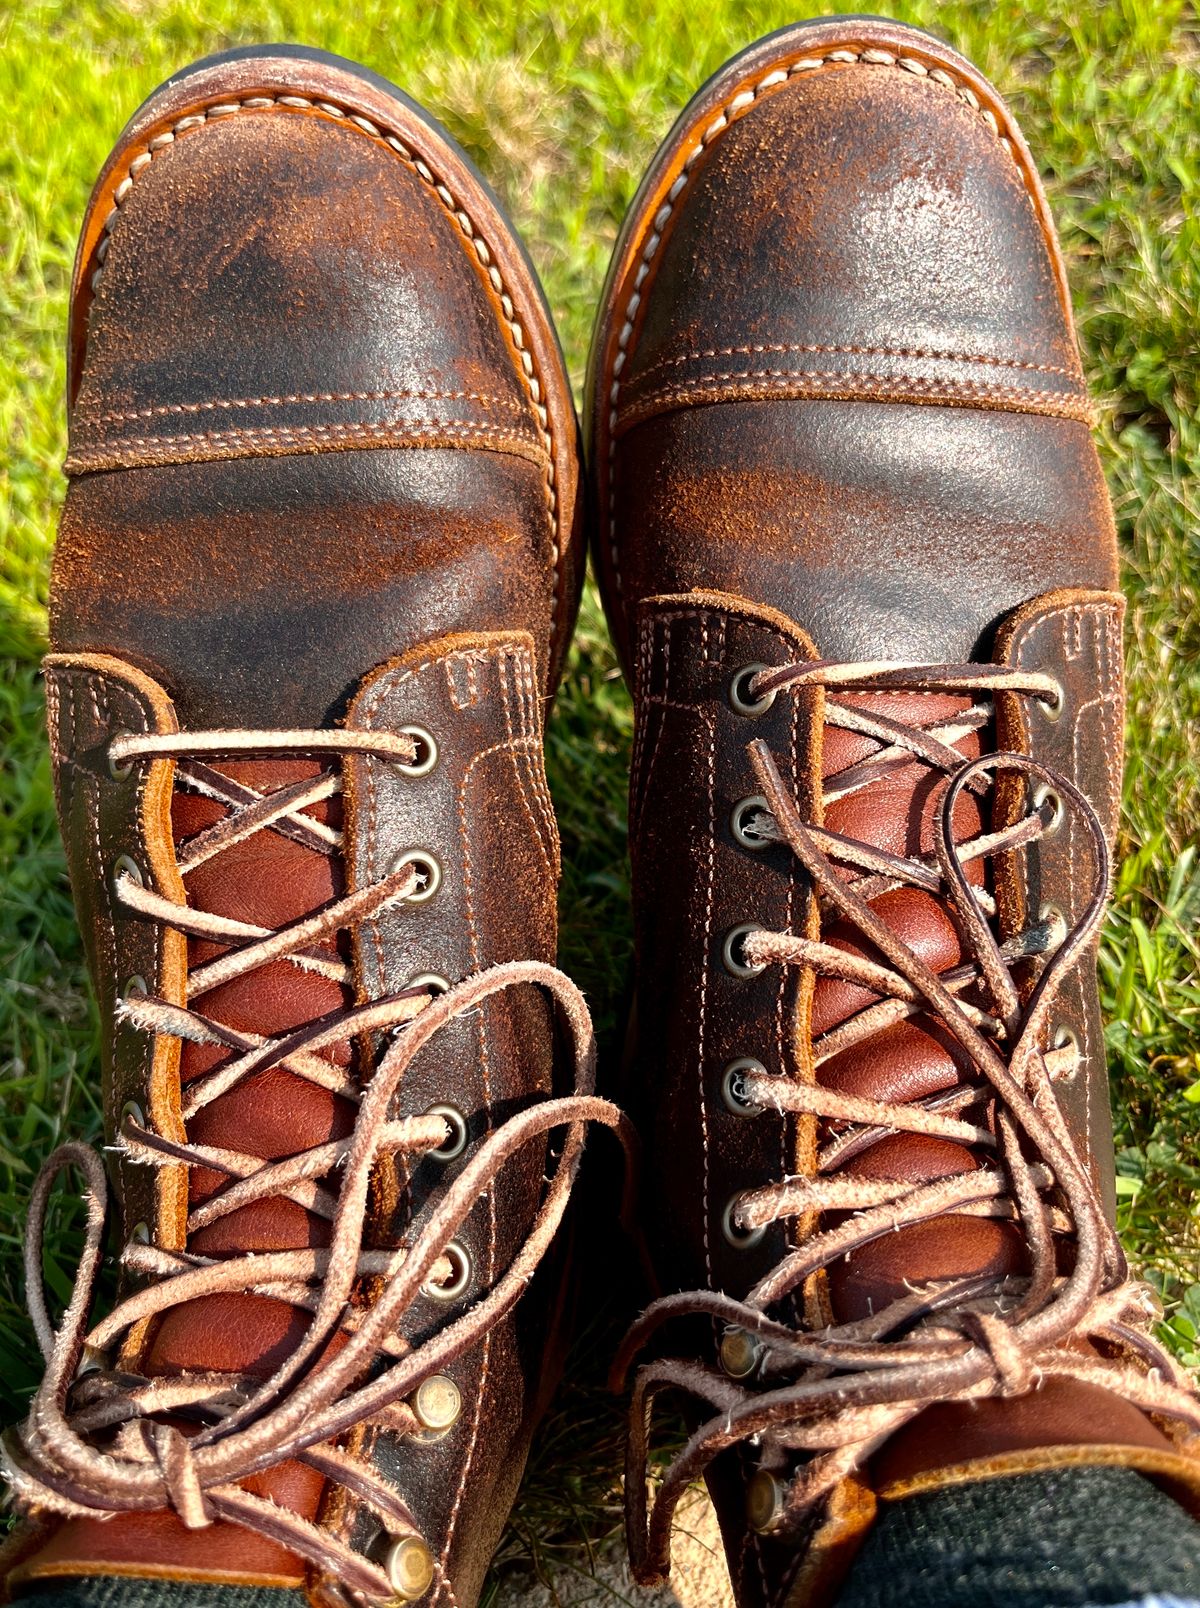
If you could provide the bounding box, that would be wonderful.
[719,1328,762,1379]
[412,1373,462,1438]
[386,1534,436,1601]
[746,1470,786,1534]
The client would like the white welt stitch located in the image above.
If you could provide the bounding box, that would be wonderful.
[80,90,562,644]
[604,44,1041,605]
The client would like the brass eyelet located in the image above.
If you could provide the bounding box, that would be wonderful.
[120,1100,145,1130]
[397,726,438,778]
[721,1193,766,1250]
[121,975,149,1002]
[425,1103,468,1163]
[129,1221,151,1245]
[721,1057,768,1117]
[722,923,767,978]
[746,1469,786,1533]
[422,1239,472,1302]
[730,795,773,850]
[393,850,442,903]
[728,663,776,718]
[719,1327,763,1380]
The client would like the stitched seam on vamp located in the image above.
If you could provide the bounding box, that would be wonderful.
[615,373,1094,431]
[68,418,547,458]
[629,340,1082,389]
[74,388,530,427]
[82,92,562,642]
[604,44,1073,603]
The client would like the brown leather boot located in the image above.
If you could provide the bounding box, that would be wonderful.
[2,45,625,1608]
[588,17,1200,1605]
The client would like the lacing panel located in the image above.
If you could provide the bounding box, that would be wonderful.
[3,725,631,1604]
[616,660,1200,1583]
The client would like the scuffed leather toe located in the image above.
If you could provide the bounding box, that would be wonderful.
[58,49,582,716]
[590,18,1117,668]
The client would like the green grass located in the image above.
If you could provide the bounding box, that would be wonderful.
[2,0,1199,1589]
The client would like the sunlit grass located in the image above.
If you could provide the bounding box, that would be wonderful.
[1,0,1198,1588]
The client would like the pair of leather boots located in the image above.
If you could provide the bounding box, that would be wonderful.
[6,18,1200,1608]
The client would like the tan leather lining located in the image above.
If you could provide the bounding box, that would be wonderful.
[877,1442,1200,1511]
[11,1559,306,1590]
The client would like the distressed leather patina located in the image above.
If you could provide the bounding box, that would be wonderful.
[588,19,1200,1606]
[4,45,613,1608]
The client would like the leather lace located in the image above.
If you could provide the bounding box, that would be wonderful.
[615,660,1200,1582]
[3,725,630,1603]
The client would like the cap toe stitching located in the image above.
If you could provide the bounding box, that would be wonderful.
[605,46,1071,606]
[82,93,562,643]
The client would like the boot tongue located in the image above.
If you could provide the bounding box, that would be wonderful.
[810,686,1027,1322]
[144,757,353,1377]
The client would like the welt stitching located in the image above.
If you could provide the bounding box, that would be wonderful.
[84,92,562,643]
[605,44,1061,601]
[629,339,1080,388]
[74,387,527,427]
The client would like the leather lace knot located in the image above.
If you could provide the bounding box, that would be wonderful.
[2,724,633,1604]
[615,659,1200,1583]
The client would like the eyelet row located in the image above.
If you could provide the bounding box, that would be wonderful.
[722,681,778,1250]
